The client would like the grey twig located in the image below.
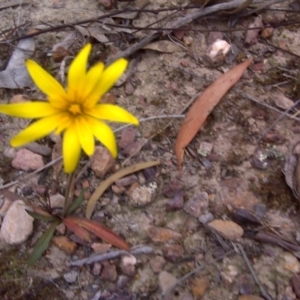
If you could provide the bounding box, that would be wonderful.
[69,245,153,267]
[237,244,274,300]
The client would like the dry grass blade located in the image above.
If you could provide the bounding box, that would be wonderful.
[66,216,130,251]
[175,58,253,169]
[86,160,160,219]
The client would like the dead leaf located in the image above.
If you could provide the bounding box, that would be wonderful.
[175,58,252,169]
[65,216,129,250]
[0,38,35,88]
[143,41,183,53]
[63,217,92,242]
[86,160,160,219]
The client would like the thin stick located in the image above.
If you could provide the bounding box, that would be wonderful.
[237,244,273,300]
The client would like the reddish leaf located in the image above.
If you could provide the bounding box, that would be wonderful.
[175,58,253,170]
[66,216,129,251]
[63,217,92,242]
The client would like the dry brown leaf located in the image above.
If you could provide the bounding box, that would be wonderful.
[175,58,252,169]
[86,160,160,219]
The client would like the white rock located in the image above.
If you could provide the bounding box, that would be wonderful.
[0,200,34,244]
[158,271,177,294]
[129,182,157,207]
[207,39,230,61]
[49,193,65,209]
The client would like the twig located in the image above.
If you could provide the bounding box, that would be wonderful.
[237,244,274,300]
[69,245,153,266]
[160,249,235,298]
[0,156,62,190]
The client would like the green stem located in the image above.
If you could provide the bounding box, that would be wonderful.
[63,171,76,217]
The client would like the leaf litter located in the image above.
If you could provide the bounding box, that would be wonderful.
[1,0,300,299]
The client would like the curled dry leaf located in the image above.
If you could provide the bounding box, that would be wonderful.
[175,58,252,170]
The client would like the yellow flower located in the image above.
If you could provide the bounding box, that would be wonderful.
[0,44,138,173]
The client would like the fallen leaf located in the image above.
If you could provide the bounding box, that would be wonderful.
[65,216,129,250]
[86,160,160,219]
[63,217,92,242]
[0,38,35,89]
[175,58,252,169]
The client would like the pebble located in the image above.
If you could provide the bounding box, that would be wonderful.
[184,192,209,218]
[120,254,137,276]
[92,262,102,276]
[90,146,115,178]
[198,212,214,224]
[279,252,300,273]
[129,182,157,207]
[116,174,138,187]
[121,141,142,157]
[147,226,182,243]
[158,271,177,295]
[52,236,77,254]
[149,256,166,274]
[101,261,118,282]
[166,191,184,211]
[91,242,112,253]
[49,193,65,209]
[198,142,213,157]
[11,148,44,171]
[63,269,78,283]
[190,277,210,299]
[163,244,184,262]
[273,93,294,110]
[0,200,33,244]
[119,127,137,149]
[207,220,243,240]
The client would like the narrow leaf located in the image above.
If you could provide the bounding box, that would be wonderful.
[67,216,129,251]
[63,216,92,242]
[175,58,253,169]
[28,219,61,265]
[26,209,55,221]
[66,189,85,215]
[86,160,160,219]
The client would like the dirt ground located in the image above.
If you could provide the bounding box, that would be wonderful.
[1,0,300,299]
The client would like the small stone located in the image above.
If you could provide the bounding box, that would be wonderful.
[91,242,112,253]
[12,149,44,171]
[22,186,33,196]
[149,256,166,274]
[260,26,274,39]
[166,192,184,211]
[91,146,115,178]
[63,269,78,283]
[220,265,239,286]
[129,182,157,207]
[35,185,48,197]
[125,81,135,95]
[0,200,34,244]
[120,255,137,276]
[280,252,300,273]
[116,174,138,187]
[190,277,210,298]
[147,226,182,243]
[56,223,66,235]
[184,192,209,218]
[163,180,182,198]
[49,193,65,209]
[239,282,253,295]
[122,141,142,156]
[198,212,214,224]
[3,147,16,158]
[274,93,294,110]
[238,296,264,300]
[92,262,102,276]
[52,236,77,254]
[208,220,243,240]
[117,275,131,289]
[111,185,126,194]
[25,142,52,156]
[164,244,184,262]
[198,142,213,157]
[205,39,230,64]
[119,127,137,149]
[158,271,177,294]
[101,261,118,282]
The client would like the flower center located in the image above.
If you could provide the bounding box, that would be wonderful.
[68,104,82,115]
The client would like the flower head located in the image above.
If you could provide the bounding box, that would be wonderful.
[0,44,138,173]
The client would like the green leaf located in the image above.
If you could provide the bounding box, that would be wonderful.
[66,189,85,215]
[28,219,61,265]
[26,210,55,221]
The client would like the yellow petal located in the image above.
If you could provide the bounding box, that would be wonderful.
[67,43,91,102]
[63,125,81,173]
[86,104,139,124]
[10,115,60,147]
[75,116,95,156]
[86,116,117,157]
[0,102,59,118]
[85,58,128,107]
[26,60,67,108]
[81,62,105,106]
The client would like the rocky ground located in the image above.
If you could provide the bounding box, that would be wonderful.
[1,0,300,299]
